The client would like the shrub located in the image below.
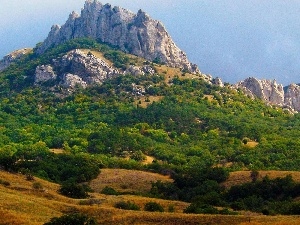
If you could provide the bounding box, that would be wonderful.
[32,182,43,190]
[144,202,164,212]
[114,201,140,211]
[59,182,89,199]
[168,204,175,212]
[44,213,97,225]
[0,179,10,186]
[101,186,119,195]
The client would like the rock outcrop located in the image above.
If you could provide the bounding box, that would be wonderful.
[212,77,224,87]
[34,65,57,83]
[285,84,300,112]
[34,49,119,89]
[0,48,32,72]
[234,77,300,112]
[235,77,284,106]
[36,0,199,73]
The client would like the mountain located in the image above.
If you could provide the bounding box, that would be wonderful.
[3,1,300,222]
[36,0,199,74]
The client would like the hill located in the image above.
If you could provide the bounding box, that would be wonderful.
[2,170,300,225]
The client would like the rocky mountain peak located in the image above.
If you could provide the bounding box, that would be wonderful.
[36,0,200,74]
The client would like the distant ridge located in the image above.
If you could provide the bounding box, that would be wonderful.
[36,0,200,73]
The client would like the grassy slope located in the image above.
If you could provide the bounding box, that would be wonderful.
[1,170,300,225]
[223,171,300,189]
[89,168,172,194]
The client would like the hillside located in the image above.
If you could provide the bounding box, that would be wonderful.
[2,170,300,225]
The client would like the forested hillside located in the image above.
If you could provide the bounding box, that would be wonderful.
[1,38,300,218]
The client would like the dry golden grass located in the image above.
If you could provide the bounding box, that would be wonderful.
[244,141,259,148]
[89,169,172,194]
[223,170,300,189]
[135,96,164,108]
[49,148,65,154]
[1,169,300,225]
[203,94,215,102]
[154,65,200,84]
[142,155,155,165]
[80,49,113,66]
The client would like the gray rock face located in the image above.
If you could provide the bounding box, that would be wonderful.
[235,77,284,106]
[34,49,119,90]
[34,65,57,83]
[234,77,300,112]
[36,0,199,73]
[212,77,224,87]
[285,83,300,112]
[235,77,285,106]
[0,48,32,72]
[55,49,119,85]
[61,73,87,89]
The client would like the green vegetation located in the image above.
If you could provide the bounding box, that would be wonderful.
[1,38,300,215]
[144,202,164,212]
[44,213,98,225]
[114,201,140,210]
[59,182,90,199]
[101,186,119,195]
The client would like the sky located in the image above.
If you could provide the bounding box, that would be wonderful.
[1,0,300,85]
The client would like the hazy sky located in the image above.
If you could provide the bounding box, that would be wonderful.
[1,0,300,85]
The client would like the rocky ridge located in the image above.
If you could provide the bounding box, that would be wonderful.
[36,0,199,74]
[0,48,32,72]
[34,49,120,90]
[235,77,300,112]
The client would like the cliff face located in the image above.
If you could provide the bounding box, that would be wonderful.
[235,77,300,112]
[34,49,120,90]
[0,48,32,72]
[36,0,199,73]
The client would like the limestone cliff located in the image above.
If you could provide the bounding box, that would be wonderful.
[34,49,119,89]
[36,0,199,73]
[235,77,300,112]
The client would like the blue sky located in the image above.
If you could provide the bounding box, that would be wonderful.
[1,0,300,85]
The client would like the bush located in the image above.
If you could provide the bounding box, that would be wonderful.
[101,186,119,195]
[114,201,140,211]
[59,182,89,199]
[184,203,236,215]
[0,179,10,186]
[44,213,97,225]
[144,202,164,212]
[32,182,43,190]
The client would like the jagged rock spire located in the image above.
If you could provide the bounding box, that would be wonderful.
[36,0,200,73]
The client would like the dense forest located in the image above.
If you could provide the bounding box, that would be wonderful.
[1,38,300,215]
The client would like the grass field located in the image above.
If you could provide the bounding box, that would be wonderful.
[1,169,300,225]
